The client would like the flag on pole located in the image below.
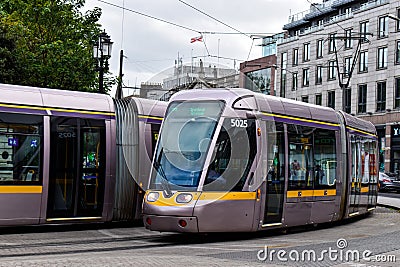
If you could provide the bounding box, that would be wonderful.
[190,36,203,43]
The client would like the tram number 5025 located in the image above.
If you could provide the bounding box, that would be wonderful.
[231,119,248,128]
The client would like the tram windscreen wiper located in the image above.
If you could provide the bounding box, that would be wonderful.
[154,150,173,197]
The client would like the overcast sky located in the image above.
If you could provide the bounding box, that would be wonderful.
[83,0,313,95]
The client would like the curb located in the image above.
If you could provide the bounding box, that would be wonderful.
[377,203,400,211]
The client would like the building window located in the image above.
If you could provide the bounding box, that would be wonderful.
[280,52,287,97]
[360,21,369,43]
[345,29,353,49]
[358,84,367,114]
[315,94,322,105]
[316,65,323,85]
[292,72,298,91]
[0,114,43,185]
[329,33,336,53]
[302,68,309,87]
[395,77,400,109]
[328,60,336,80]
[359,51,368,72]
[292,48,298,66]
[376,81,386,112]
[344,88,351,114]
[396,41,400,65]
[377,46,388,69]
[344,57,352,77]
[378,16,389,38]
[303,43,310,62]
[244,68,271,94]
[301,96,309,103]
[317,39,323,58]
[328,91,335,109]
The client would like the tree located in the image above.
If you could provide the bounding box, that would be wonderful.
[0,25,20,84]
[0,0,113,92]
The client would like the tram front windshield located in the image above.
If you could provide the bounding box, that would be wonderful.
[150,100,225,190]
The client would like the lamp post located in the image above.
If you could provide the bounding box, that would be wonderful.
[93,30,113,94]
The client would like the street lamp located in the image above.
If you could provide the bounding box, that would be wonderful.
[93,30,113,94]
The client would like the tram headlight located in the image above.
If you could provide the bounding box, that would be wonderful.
[176,193,193,204]
[146,192,160,202]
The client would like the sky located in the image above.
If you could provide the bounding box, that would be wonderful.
[83,0,313,96]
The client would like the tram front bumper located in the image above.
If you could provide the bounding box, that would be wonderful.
[143,215,198,232]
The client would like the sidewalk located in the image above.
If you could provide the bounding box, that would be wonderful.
[377,195,400,209]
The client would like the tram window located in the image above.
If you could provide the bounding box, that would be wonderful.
[351,135,377,185]
[288,125,314,190]
[266,122,284,182]
[0,114,42,185]
[204,118,257,191]
[151,101,224,190]
[314,129,336,189]
[150,123,161,153]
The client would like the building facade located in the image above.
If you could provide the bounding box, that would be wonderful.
[239,33,284,95]
[163,60,238,90]
[276,0,400,173]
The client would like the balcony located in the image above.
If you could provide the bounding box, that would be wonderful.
[277,35,299,45]
[332,0,357,8]
[283,19,309,31]
[326,11,353,25]
[359,0,388,11]
[300,24,324,36]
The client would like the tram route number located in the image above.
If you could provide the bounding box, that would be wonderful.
[231,119,248,128]
[58,132,76,138]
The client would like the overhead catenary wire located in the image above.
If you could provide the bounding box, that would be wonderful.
[97,0,201,34]
[177,0,256,63]
[178,0,251,38]
[96,0,263,72]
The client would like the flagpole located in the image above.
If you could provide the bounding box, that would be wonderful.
[217,38,220,78]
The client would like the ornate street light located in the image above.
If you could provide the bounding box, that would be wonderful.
[93,30,113,94]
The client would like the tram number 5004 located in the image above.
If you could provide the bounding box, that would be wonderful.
[58,132,76,138]
[231,119,248,128]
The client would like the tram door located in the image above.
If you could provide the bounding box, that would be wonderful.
[349,135,361,214]
[47,117,106,219]
[263,122,285,225]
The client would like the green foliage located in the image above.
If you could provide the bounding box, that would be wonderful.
[0,0,113,93]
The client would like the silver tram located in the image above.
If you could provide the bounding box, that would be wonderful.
[0,83,166,225]
[143,88,378,232]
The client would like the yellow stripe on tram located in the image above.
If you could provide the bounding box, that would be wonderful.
[262,112,340,127]
[199,192,257,201]
[287,189,336,198]
[0,103,115,117]
[0,186,42,194]
[138,115,163,121]
[360,187,369,193]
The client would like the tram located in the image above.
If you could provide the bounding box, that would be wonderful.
[143,88,378,232]
[0,83,166,225]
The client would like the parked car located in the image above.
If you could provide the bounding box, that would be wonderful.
[379,172,400,192]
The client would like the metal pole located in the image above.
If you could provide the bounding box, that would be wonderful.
[99,56,104,94]
[116,50,124,99]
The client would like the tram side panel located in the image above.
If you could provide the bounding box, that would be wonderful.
[345,130,378,218]
[0,112,44,225]
[103,118,116,221]
[261,111,342,227]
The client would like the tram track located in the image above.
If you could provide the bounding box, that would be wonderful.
[0,233,172,258]
[0,207,397,259]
